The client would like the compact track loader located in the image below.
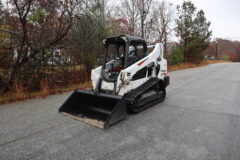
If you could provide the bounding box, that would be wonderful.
[59,35,169,129]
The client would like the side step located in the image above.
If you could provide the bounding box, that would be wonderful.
[59,90,127,129]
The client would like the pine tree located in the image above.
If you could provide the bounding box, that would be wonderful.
[176,1,212,63]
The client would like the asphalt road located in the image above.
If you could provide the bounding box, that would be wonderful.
[1,63,240,160]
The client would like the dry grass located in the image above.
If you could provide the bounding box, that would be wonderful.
[168,60,230,72]
[0,81,91,104]
[0,60,230,105]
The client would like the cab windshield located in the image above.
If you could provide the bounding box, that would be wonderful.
[106,44,125,61]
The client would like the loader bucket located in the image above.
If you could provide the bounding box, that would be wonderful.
[59,90,127,129]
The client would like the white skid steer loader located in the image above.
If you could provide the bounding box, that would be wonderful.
[59,35,169,129]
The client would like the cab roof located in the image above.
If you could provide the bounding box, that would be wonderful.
[102,35,147,46]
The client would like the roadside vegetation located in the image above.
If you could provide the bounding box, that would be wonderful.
[168,60,230,72]
[0,60,230,104]
[0,0,234,104]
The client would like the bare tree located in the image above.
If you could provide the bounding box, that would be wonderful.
[117,0,153,39]
[120,0,139,36]
[151,0,174,54]
[136,0,152,38]
[3,0,78,91]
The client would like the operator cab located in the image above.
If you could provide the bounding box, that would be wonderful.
[101,35,148,83]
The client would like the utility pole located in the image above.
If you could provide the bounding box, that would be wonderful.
[215,40,218,60]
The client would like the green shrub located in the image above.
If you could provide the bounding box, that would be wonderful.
[171,47,184,65]
[221,55,230,61]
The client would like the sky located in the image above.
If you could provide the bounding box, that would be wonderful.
[169,0,240,41]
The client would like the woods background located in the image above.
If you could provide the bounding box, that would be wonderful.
[0,0,239,97]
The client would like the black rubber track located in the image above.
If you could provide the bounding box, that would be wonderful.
[128,88,166,113]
